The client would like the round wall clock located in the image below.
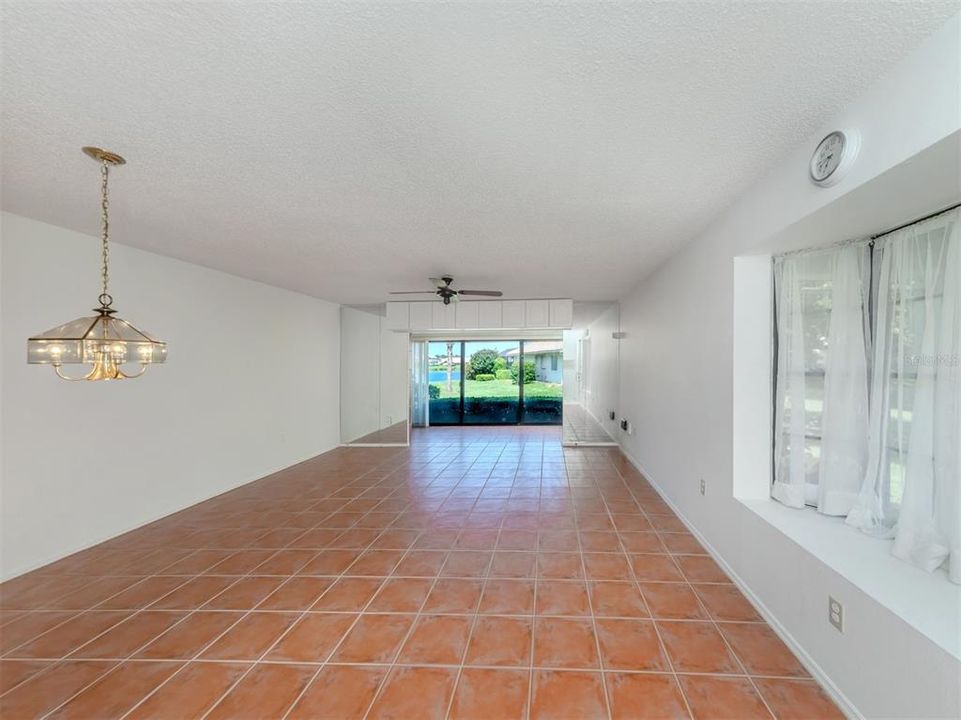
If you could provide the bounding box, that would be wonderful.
[809,129,860,187]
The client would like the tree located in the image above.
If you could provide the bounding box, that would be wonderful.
[446,341,454,392]
[510,360,536,384]
[467,348,499,379]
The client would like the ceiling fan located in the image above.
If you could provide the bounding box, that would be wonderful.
[389,276,503,305]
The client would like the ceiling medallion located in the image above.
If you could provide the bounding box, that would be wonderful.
[26,147,167,380]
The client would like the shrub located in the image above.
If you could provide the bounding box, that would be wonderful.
[494,357,507,372]
[495,368,510,380]
[428,384,440,399]
[467,348,499,379]
[475,373,496,381]
[510,360,536,384]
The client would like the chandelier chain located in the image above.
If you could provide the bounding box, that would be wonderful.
[100,159,110,303]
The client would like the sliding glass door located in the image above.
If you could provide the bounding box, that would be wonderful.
[428,341,462,424]
[519,340,563,423]
[425,340,562,425]
[463,340,519,423]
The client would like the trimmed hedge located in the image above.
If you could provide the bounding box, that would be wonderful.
[475,373,496,381]
[495,369,510,380]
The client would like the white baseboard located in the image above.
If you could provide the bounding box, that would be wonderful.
[341,443,409,448]
[617,446,861,720]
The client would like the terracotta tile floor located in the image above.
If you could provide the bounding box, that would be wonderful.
[0,426,844,719]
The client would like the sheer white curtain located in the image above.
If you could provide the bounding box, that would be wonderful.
[847,209,961,583]
[773,244,870,513]
[773,253,816,508]
[819,245,871,515]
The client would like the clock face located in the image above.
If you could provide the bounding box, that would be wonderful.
[810,131,846,183]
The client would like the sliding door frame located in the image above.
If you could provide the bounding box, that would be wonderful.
[518,341,526,425]
[459,347,467,425]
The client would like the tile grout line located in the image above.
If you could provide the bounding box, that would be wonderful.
[574,468,614,720]
[1,432,829,719]
[529,441,554,720]
[111,564,321,719]
[359,443,501,720]
[612,458,696,720]
[613,453,781,718]
[205,496,431,720]
[35,569,257,719]
[526,524,541,720]
[618,451,788,718]
[0,571,205,697]
[7,564,249,708]
[115,485,412,720]
[302,444,477,720]
[683,564,779,719]
[1,570,202,658]
[0,655,823,677]
[441,443,512,720]
[116,561,344,718]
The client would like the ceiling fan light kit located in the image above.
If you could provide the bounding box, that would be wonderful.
[389,275,504,305]
[26,147,167,381]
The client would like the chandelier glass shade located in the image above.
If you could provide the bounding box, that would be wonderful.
[27,314,166,380]
[27,147,167,380]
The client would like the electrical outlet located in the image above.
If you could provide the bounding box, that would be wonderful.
[387,415,393,425]
[699,478,706,495]
[828,596,844,632]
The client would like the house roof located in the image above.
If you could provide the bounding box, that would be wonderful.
[504,341,563,357]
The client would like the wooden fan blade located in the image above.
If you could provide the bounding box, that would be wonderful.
[457,290,503,296]
[389,290,437,295]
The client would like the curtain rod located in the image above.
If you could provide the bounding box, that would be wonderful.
[869,201,961,240]
[775,201,961,260]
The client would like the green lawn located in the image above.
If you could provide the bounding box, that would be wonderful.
[431,378,562,400]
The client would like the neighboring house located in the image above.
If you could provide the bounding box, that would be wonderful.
[504,341,563,383]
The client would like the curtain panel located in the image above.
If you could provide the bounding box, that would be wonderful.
[773,208,960,583]
[773,244,870,515]
[846,209,960,583]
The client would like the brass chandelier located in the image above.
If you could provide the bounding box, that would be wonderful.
[27,147,167,380]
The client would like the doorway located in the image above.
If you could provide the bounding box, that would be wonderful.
[418,339,563,426]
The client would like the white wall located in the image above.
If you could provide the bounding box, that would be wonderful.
[583,304,620,439]
[561,329,582,401]
[340,306,382,442]
[379,323,409,429]
[340,305,409,443]
[0,213,341,581]
[616,15,961,720]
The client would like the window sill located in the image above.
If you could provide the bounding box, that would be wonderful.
[737,497,960,660]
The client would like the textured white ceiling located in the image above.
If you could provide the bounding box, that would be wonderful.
[2,2,956,304]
